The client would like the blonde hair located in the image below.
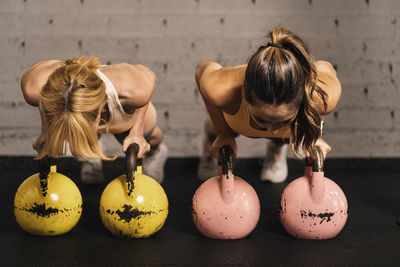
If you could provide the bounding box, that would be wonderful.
[37,56,117,161]
[244,27,328,160]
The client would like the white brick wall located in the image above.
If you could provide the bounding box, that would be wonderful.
[0,0,399,158]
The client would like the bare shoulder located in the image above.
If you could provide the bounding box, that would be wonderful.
[197,62,246,87]
[196,61,246,110]
[22,60,62,86]
[102,63,156,107]
[314,60,342,115]
[315,61,337,76]
[21,60,63,106]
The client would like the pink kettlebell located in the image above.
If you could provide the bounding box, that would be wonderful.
[280,147,348,239]
[192,145,260,239]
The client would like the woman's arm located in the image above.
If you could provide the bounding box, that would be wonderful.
[21,60,62,106]
[21,60,62,152]
[196,61,245,158]
[308,61,341,159]
[197,62,235,136]
[122,102,151,157]
[113,64,156,157]
[314,60,342,115]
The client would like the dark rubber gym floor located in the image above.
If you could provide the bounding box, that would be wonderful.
[1,157,399,266]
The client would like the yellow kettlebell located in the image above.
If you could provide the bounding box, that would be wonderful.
[14,157,83,236]
[100,144,168,238]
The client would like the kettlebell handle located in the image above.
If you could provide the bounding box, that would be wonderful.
[312,146,324,172]
[220,145,233,175]
[219,145,235,203]
[305,147,324,173]
[126,142,141,175]
[39,156,56,197]
[309,146,326,203]
[126,143,142,197]
[39,156,56,180]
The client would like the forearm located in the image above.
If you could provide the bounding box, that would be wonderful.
[128,103,149,136]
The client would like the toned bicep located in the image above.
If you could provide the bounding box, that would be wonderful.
[315,61,342,115]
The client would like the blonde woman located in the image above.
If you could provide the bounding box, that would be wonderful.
[21,56,168,183]
[196,27,341,183]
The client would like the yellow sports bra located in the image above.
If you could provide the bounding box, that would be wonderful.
[222,94,291,139]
